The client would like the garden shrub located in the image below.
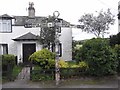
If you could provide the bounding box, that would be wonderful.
[67,61,77,65]
[2,54,16,72]
[58,60,69,68]
[2,54,16,80]
[69,64,79,68]
[46,59,55,69]
[114,45,120,73]
[60,61,89,79]
[110,32,120,46]
[60,68,77,79]
[74,49,82,63]
[59,62,77,79]
[29,49,55,69]
[78,61,88,71]
[31,69,54,81]
[72,40,83,61]
[2,54,16,66]
[80,38,118,76]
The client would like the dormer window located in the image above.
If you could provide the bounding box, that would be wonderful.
[0,14,12,33]
[0,19,12,33]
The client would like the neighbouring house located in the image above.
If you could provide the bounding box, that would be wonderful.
[0,2,72,65]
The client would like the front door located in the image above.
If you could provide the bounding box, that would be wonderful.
[23,43,36,65]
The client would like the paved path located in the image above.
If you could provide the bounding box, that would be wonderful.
[17,67,30,80]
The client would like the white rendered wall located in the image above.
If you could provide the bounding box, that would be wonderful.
[0,26,42,63]
[59,27,72,61]
[0,26,72,62]
[118,20,120,33]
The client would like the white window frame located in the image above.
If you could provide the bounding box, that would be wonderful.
[0,19,12,33]
[0,44,8,55]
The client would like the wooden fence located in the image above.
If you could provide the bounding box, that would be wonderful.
[30,68,87,80]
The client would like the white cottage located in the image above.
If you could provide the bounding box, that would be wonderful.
[0,2,72,65]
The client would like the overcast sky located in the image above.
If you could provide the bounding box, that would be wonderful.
[0,0,119,40]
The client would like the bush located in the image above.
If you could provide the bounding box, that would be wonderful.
[29,49,55,69]
[46,59,55,69]
[2,54,16,81]
[114,45,120,72]
[72,40,84,61]
[31,68,55,81]
[80,38,118,76]
[2,54,16,72]
[74,48,82,63]
[2,54,16,66]
[110,32,120,46]
[58,60,69,68]
[31,70,54,81]
[69,64,79,68]
[59,61,88,79]
[78,61,88,71]
[60,68,77,79]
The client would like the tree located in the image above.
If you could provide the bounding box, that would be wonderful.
[39,16,56,48]
[110,32,120,46]
[78,9,115,38]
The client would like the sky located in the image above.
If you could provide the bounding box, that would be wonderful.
[0,0,119,40]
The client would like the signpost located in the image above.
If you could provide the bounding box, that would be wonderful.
[41,11,61,85]
[53,11,61,85]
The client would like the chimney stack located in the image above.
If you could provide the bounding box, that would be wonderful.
[28,2,35,17]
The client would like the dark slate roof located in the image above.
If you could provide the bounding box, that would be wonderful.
[13,16,45,26]
[13,32,38,41]
[13,16,71,27]
[0,14,13,19]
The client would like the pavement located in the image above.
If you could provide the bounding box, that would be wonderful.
[2,67,120,89]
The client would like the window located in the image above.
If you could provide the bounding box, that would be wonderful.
[0,44,8,54]
[58,43,62,57]
[51,43,62,57]
[0,19,12,33]
[3,44,8,54]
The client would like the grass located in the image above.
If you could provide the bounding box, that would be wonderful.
[66,61,77,65]
[12,65,23,79]
[2,65,23,83]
